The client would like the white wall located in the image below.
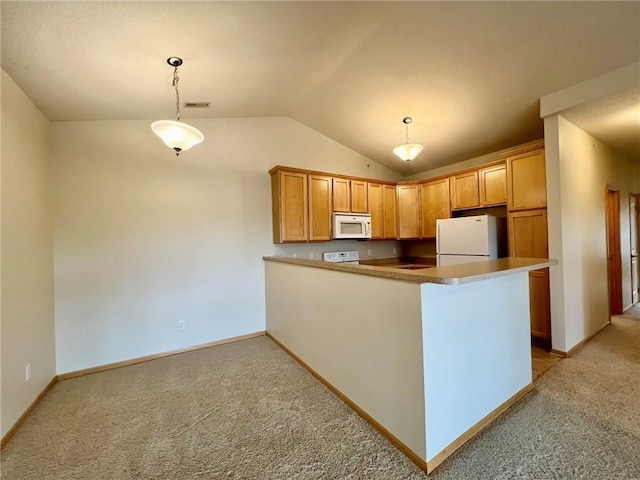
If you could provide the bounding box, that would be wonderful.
[1,70,56,437]
[546,115,639,351]
[265,261,426,460]
[51,117,400,374]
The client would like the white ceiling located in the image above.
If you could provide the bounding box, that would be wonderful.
[1,1,639,175]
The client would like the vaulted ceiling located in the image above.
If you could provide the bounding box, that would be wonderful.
[2,1,638,175]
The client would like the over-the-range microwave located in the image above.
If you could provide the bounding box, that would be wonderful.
[333,213,371,240]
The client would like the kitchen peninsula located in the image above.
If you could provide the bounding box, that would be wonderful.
[264,256,556,473]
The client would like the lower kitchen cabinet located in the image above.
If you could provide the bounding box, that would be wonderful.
[529,268,551,342]
[508,208,551,344]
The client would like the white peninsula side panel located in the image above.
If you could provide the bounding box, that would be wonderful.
[265,261,427,461]
[421,273,532,465]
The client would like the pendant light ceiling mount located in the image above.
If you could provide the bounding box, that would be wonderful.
[393,116,423,162]
[166,57,183,68]
[151,56,204,156]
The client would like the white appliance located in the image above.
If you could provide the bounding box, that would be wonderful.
[333,213,371,240]
[322,250,360,264]
[436,215,498,266]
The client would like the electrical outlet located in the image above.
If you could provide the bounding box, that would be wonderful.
[309,252,314,259]
[367,249,372,256]
[178,320,185,330]
[292,253,297,258]
[26,363,31,381]
[392,247,397,255]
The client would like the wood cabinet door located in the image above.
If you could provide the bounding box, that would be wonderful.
[529,268,551,342]
[421,178,450,238]
[508,209,548,258]
[333,177,351,212]
[276,171,308,242]
[509,208,550,344]
[397,185,420,239]
[351,180,368,213]
[507,148,546,211]
[308,175,333,241]
[450,171,479,210]
[368,183,384,239]
[383,184,398,239]
[479,164,507,206]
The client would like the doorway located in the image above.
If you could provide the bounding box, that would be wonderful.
[606,187,622,315]
[629,193,639,305]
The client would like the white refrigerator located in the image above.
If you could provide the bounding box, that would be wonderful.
[436,215,498,266]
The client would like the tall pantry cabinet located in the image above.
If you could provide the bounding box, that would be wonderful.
[504,142,551,345]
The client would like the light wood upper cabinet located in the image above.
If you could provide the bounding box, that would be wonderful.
[479,164,507,206]
[333,177,351,213]
[421,178,450,238]
[351,180,368,213]
[370,182,398,239]
[271,170,308,243]
[368,183,384,239]
[397,184,421,239]
[506,147,546,211]
[308,175,333,241]
[450,171,480,210]
[383,184,398,239]
[333,177,368,213]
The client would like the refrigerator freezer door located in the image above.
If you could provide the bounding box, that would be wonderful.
[436,215,498,256]
[437,254,491,266]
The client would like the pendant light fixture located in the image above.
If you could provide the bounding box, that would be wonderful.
[392,117,423,162]
[151,57,204,156]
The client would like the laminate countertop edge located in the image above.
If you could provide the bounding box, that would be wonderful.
[263,256,557,285]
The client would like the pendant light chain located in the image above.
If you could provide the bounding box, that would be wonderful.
[405,122,410,144]
[173,65,181,121]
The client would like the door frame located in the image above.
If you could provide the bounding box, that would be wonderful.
[629,193,640,305]
[606,186,623,315]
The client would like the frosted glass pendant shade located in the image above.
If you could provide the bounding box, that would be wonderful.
[151,120,204,156]
[393,143,423,162]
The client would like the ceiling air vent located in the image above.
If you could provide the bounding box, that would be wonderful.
[184,102,211,108]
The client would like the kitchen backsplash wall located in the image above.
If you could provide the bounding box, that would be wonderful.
[400,239,437,258]
[274,240,401,261]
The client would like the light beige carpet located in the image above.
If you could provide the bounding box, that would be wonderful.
[2,316,639,479]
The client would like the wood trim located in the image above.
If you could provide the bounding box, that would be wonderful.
[57,331,266,381]
[549,321,611,358]
[425,383,534,473]
[550,349,568,358]
[269,165,397,186]
[567,322,611,357]
[265,331,428,472]
[268,161,506,189]
[499,140,545,159]
[1,376,58,450]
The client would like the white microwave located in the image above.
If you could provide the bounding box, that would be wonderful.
[333,213,371,240]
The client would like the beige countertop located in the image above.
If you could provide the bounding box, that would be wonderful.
[263,256,557,285]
